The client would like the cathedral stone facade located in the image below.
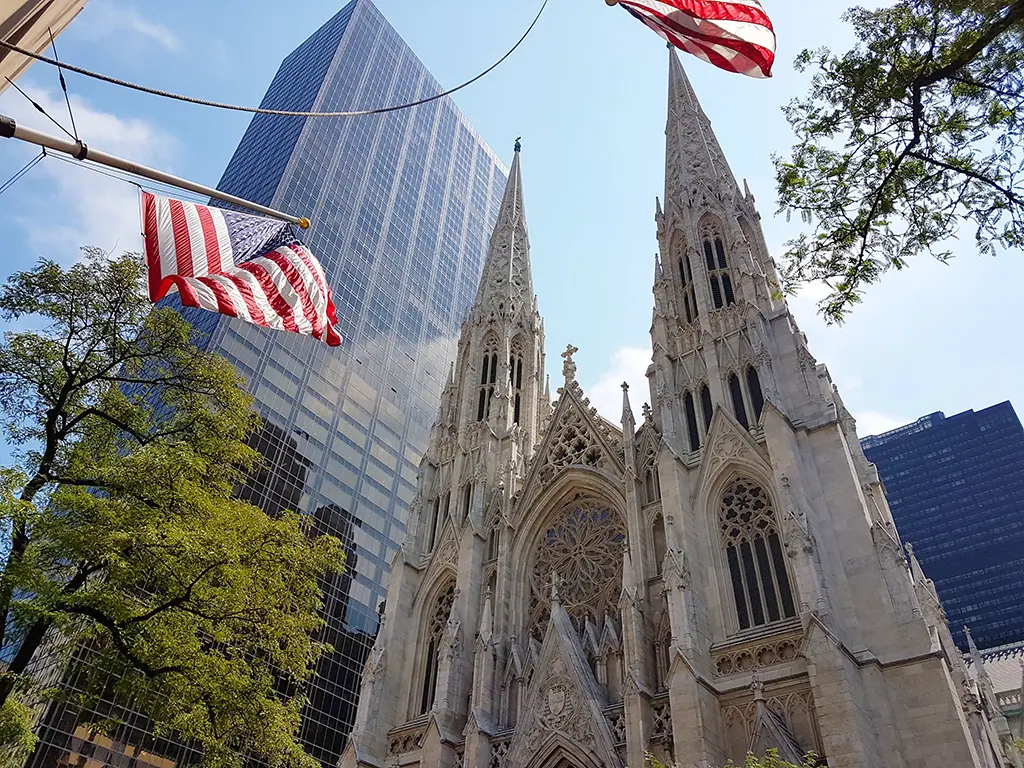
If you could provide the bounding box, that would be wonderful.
[340,53,1020,768]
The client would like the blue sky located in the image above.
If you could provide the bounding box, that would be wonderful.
[0,0,1021,460]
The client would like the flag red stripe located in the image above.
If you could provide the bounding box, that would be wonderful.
[663,18,759,74]
[142,192,163,301]
[655,0,772,32]
[153,275,207,308]
[224,273,269,328]
[620,0,775,77]
[195,205,226,276]
[624,2,773,75]
[196,276,239,318]
[285,243,343,343]
[167,199,196,277]
[237,261,301,334]
[262,248,324,338]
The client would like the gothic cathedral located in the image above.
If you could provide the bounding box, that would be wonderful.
[340,53,1017,768]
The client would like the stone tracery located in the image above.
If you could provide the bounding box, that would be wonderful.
[528,497,626,636]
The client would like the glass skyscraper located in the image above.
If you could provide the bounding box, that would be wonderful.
[861,402,1024,651]
[26,1,507,765]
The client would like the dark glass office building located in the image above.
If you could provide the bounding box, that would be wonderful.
[26,1,507,765]
[861,402,1024,651]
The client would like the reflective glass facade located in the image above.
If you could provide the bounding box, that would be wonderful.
[861,402,1024,651]
[26,1,506,765]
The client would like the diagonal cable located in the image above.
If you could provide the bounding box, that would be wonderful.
[4,76,77,140]
[49,27,79,140]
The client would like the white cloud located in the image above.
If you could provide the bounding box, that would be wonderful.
[854,411,909,439]
[0,84,176,258]
[75,1,180,51]
[585,346,653,424]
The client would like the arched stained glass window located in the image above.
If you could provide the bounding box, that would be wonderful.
[718,479,796,631]
[477,337,498,422]
[419,580,456,713]
[702,220,736,310]
[747,366,765,422]
[729,374,749,429]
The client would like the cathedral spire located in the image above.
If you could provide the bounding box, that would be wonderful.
[473,140,533,314]
[665,48,737,194]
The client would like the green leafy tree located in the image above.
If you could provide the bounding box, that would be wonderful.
[646,749,818,768]
[0,251,343,767]
[775,0,1024,321]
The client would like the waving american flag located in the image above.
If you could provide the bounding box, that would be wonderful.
[613,0,776,78]
[142,192,342,347]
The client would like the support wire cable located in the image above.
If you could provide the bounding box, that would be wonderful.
[0,149,45,197]
[0,1,549,118]
[46,152,211,205]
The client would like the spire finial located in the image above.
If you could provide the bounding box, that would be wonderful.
[750,668,766,704]
[514,136,522,153]
[621,382,635,426]
[561,344,579,383]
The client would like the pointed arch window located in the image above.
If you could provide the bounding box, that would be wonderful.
[510,338,525,425]
[683,390,701,452]
[700,384,714,430]
[676,236,699,324]
[643,465,661,506]
[640,435,661,505]
[746,366,765,422]
[702,221,736,310]
[419,580,456,714]
[462,482,474,519]
[487,527,500,561]
[428,496,441,551]
[719,480,796,631]
[728,374,749,429]
[477,338,499,422]
[652,512,667,576]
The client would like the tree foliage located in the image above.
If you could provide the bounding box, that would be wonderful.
[775,0,1024,321]
[646,749,819,768]
[0,251,343,767]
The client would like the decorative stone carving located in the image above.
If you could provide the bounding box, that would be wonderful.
[435,535,459,569]
[561,344,579,383]
[606,706,626,745]
[662,546,690,591]
[443,617,463,661]
[721,689,821,759]
[539,680,576,729]
[652,700,673,742]
[713,634,802,677]
[489,739,510,768]
[365,644,386,682]
[778,475,813,557]
[536,405,606,487]
[387,726,425,755]
[528,497,626,635]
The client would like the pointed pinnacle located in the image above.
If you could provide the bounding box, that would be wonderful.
[621,382,635,426]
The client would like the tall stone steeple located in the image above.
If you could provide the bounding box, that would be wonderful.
[664,47,735,199]
[473,138,534,316]
[644,51,1000,768]
[342,143,546,768]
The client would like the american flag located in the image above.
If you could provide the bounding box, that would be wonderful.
[614,0,775,78]
[142,192,342,347]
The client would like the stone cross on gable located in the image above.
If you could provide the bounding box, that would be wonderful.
[561,344,579,383]
[642,403,653,422]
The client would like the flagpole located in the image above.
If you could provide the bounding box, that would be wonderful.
[0,114,311,229]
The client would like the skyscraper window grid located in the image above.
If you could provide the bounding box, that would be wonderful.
[24,1,507,765]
